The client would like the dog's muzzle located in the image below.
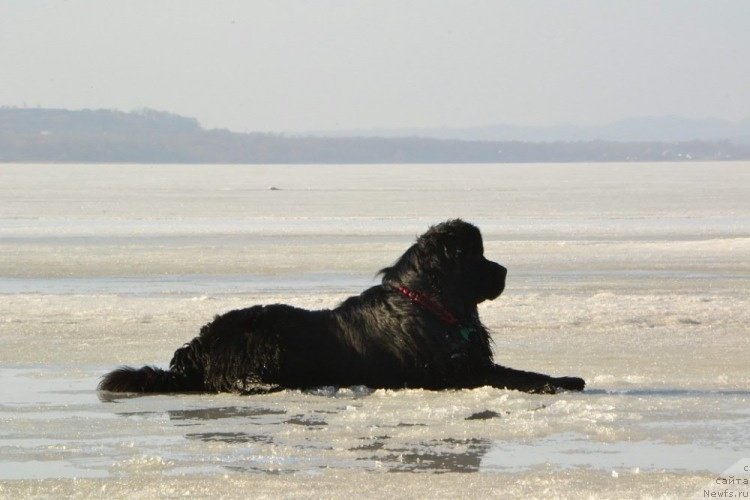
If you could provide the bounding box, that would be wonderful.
[480,260,507,302]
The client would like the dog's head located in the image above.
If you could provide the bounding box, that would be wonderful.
[380,219,507,304]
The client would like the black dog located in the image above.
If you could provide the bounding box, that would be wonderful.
[99,220,584,394]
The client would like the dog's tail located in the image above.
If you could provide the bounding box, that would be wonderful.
[98,338,206,393]
[97,365,198,393]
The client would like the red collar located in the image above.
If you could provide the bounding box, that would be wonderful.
[397,285,459,326]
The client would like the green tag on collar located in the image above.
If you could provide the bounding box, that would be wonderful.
[459,326,474,341]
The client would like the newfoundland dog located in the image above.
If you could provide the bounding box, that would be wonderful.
[99,219,585,395]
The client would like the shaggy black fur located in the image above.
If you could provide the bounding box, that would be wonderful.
[99,219,585,395]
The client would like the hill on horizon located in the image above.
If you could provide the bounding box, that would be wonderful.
[1,107,748,163]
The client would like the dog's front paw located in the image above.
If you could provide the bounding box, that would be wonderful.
[527,382,557,394]
[553,376,585,392]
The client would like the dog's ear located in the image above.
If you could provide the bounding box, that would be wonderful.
[378,243,422,286]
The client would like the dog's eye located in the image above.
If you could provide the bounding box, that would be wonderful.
[456,248,480,261]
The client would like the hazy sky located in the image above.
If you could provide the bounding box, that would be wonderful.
[1,1,749,133]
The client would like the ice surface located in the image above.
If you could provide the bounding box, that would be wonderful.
[0,162,748,497]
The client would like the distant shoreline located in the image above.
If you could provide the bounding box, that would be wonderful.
[2,108,749,164]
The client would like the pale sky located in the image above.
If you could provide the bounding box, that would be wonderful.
[1,1,748,133]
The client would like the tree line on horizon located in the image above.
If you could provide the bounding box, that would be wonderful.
[1,107,748,163]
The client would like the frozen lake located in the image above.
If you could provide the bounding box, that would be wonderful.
[0,162,748,497]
